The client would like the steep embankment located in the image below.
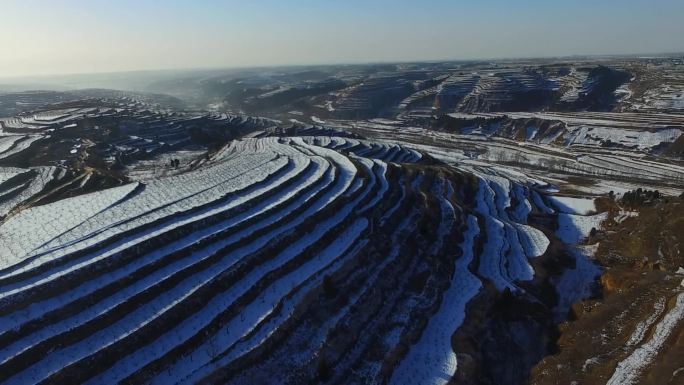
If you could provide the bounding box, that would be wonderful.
[531,196,684,385]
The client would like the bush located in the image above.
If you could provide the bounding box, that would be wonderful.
[621,188,662,208]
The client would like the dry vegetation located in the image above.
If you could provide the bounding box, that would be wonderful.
[531,196,684,385]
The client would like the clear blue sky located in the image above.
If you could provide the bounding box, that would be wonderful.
[2,0,683,77]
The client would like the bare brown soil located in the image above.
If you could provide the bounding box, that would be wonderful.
[530,198,684,384]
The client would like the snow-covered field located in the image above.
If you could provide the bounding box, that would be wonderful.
[327,116,684,197]
[0,125,572,384]
[389,215,481,385]
[474,177,550,290]
[1,83,680,384]
[0,130,493,384]
[556,212,607,244]
[548,196,596,215]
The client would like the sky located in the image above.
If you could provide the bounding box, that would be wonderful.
[1,0,683,78]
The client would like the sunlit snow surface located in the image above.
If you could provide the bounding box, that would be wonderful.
[390,215,481,385]
[0,132,618,384]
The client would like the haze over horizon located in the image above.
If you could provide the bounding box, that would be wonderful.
[1,0,683,79]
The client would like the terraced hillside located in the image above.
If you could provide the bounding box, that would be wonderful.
[0,105,275,168]
[329,112,684,196]
[1,57,683,385]
[0,129,573,384]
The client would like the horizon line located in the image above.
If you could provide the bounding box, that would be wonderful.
[1,50,683,84]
